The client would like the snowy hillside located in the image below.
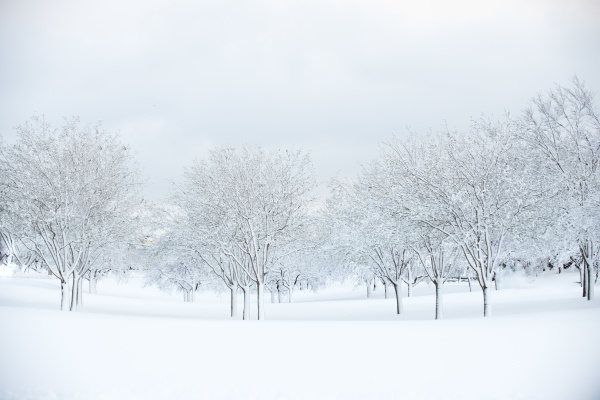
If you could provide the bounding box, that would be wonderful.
[1,271,599,400]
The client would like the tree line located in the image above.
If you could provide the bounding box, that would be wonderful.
[1,77,598,319]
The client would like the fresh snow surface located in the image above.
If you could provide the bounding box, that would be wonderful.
[1,271,599,400]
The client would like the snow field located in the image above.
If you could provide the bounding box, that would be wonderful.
[1,271,599,400]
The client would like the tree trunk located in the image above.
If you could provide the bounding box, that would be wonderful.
[270,289,275,303]
[383,281,389,299]
[61,279,69,311]
[257,282,265,320]
[583,265,588,298]
[586,240,595,300]
[242,286,250,320]
[393,283,403,315]
[580,240,595,300]
[277,285,282,303]
[483,286,491,317]
[366,281,372,298]
[77,277,83,307]
[288,286,293,303]
[587,261,594,300]
[467,274,472,292]
[230,286,238,317]
[70,272,79,311]
[435,281,444,320]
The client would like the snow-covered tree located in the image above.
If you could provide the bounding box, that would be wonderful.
[413,234,459,319]
[380,118,543,317]
[270,210,330,303]
[173,146,316,320]
[521,76,600,300]
[401,258,425,298]
[0,231,17,267]
[141,206,220,305]
[0,116,143,310]
[327,166,418,314]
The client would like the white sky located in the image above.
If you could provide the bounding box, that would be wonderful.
[1,0,599,199]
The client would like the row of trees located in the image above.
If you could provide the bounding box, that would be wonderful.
[1,77,598,319]
[326,77,599,318]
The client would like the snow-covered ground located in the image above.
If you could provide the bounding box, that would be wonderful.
[1,271,599,400]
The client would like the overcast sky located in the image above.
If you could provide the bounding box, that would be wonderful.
[1,0,599,199]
